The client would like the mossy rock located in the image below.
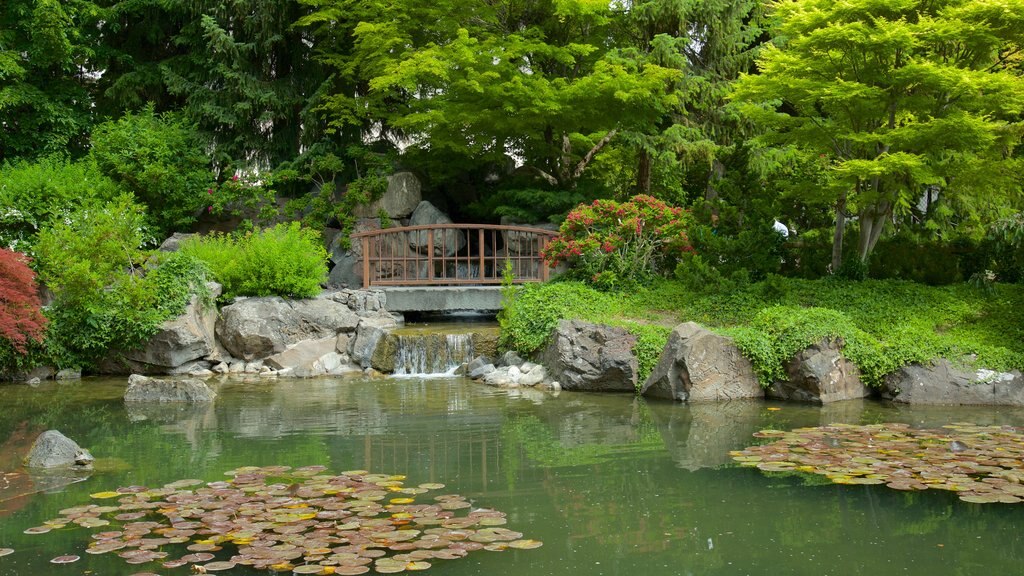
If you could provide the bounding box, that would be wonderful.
[370,333,398,373]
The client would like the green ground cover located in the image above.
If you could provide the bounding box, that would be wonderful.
[499,278,1024,388]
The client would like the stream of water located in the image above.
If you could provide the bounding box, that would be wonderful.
[1,376,1023,575]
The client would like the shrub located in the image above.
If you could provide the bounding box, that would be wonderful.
[90,106,214,235]
[0,156,123,254]
[180,222,327,300]
[543,195,694,289]
[0,249,47,371]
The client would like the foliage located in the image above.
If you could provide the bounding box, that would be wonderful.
[0,249,47,371]
[732,0,1024,266]
[543,195,694,290]
[683,218,786,285]
[90,106,215,236]
[0,156,123,254]
[981,212,1024,283]
[466,188,589,225]
[180,222,327,300]
[0,0,100,160]
[501,277,1024,390]
[30,197,209,368]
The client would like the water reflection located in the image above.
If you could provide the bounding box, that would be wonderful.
[3,378,1024,576]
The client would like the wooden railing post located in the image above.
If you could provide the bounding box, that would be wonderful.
[361,236,371,288]
[427,229,434,281]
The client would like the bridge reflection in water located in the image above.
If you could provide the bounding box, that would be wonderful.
[352,224,558,287]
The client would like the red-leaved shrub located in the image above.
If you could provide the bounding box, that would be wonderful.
[0,248,47,354]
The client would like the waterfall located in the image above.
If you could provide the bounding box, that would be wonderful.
[393,333,475,376]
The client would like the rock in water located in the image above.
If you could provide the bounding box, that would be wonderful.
[537,320,638,392]
[767,338,868,404]
[123,374,216,403]
[26,430,94,468]
[641,322,762,402]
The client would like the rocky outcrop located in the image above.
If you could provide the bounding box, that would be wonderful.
[408,201,466,257]
[641,322,762,402]
[352,172,423,219]
[328,218,382,288]
[216,296,360,360]
[157,232,195,252]
[881,360,1024,406]
[767,338,869,404]
[537,320,637,392]
[123,282,222,370]
[25,430,94,469]
[123,374,216,403]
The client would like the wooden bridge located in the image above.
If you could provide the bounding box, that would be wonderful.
[351,223,558,288]
[350,224,559,312]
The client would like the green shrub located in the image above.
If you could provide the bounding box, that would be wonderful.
[181,222,327,300]
[0,156,123,254]
[90,106,214,235]
[32,196,212,368]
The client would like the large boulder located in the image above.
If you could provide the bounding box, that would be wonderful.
[124,282,222,370]
[408,201,466,257]
[881,360,1024,406]
[767,338,869,404]
[350,315,401,369]
[641,322,762,402]
[352,172,423,219]
[157,232,195,253]
[123,374,216,403]
[216,296,360,360]
[328,218,382,288]
[536,320,638,392]
[25,430,94,468]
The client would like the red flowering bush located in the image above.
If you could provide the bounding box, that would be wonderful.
[542,195,694,289]
[0,248,47,369]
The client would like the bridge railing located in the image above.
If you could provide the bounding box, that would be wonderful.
[351,224,559,288]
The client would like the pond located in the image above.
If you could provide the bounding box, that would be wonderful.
[1,376,1023,576]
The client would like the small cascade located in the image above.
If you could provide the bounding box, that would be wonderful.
[393,333,475,376]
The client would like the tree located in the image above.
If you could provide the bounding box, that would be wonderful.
[0,0,103,160]
[733,0,1024,269]
[302,0,679,190]
[0,248,47,358]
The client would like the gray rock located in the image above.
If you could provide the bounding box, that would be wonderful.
[641,322,762,402]
[168,360,212,376]
[352,172,423,219]
[216,296,359,360]
[12,365,55,382]
[124,282,222,369]
[55,368,81,380]
[537,320,638,392]
[265,337,341,378]
[484,367,517,388]
[212,362,229,374]
[157,232,195,252]
[123,374,216,403]
[408,201,465,257]
[467,356,493,377]
[350,315,401,368]
[469,363,496,379]
[26,430,94,469]
[330,289,387,315]
[767,338,869,404]
[519,365,547,387]
[502,219,559,255]
[881,360,1024,405]
[328,219,383,288]
[498,351,524,367]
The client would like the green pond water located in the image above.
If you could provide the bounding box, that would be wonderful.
[2,376,1024,575]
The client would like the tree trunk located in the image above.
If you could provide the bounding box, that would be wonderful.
[857,201,890,261]
[831,188,849,273]
[705,158,724,214]
[637,149,651,194]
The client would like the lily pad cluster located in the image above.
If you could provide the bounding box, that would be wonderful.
[731,423,1024,504]
[20,465,541,574]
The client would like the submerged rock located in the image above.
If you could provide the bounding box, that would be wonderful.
[881,360,1024,406]
[641,322,762,402]
[123,374,216,403]
[537,320,638,392]
[768,338,869,404]
[26,430,94,469]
